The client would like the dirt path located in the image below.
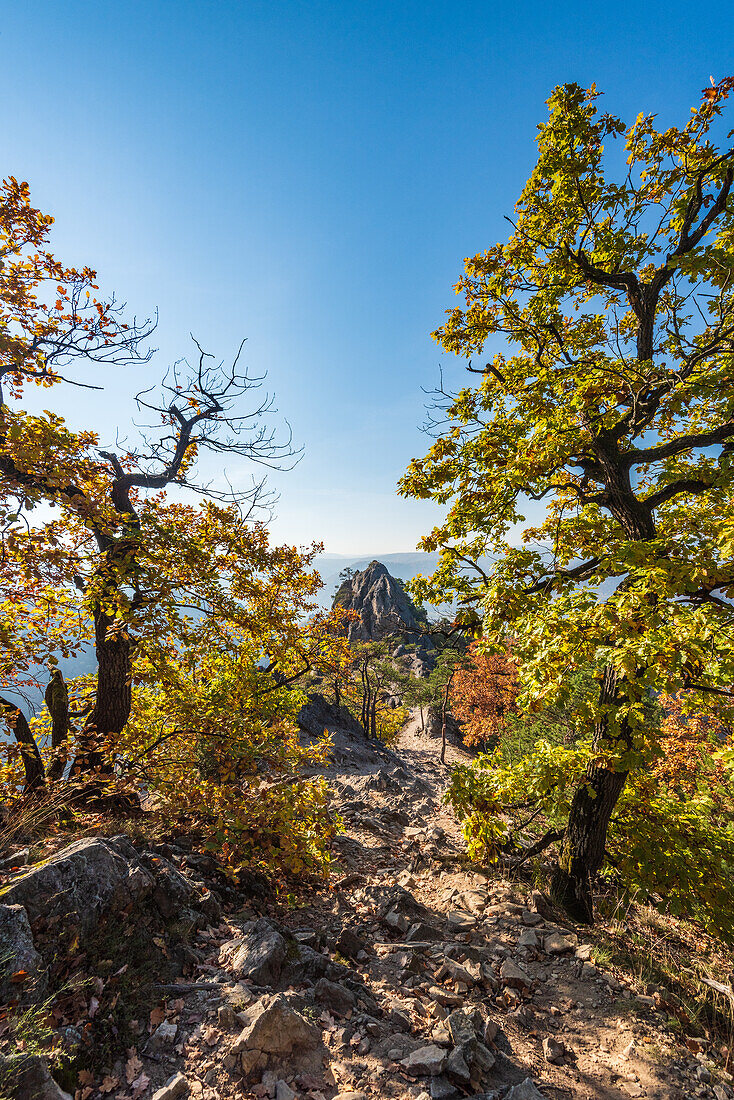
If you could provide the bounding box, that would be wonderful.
[91,712,724,1100]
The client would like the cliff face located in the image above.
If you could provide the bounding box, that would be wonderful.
[332,560,427,643]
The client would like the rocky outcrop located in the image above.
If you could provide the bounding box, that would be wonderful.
[334,561,429,645]
[0,835,220,966]
[0,904,46,1003]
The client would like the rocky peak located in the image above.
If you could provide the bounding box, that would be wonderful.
[332,560,427,643]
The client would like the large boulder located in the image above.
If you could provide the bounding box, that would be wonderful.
[228,919,287,985]
[0,836,154,953]
[0,836,220,967]
[0,1053,72,1099]
[0,904,46,1003]
[231,993,321,1075]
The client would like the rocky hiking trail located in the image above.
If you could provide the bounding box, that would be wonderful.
[0,701,727,1100]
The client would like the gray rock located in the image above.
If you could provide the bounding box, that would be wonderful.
[500,958,532,989]
[0,836,154,951]
[505,1078,548,1100]
[429,1077,458,1099]
[231,992,321,1058]
[333,1093,369,1100]
[521,909,543,926]
[517,929,539,948]
[335,927,365,960]
[333,560,430,647]
[542,1036,564,1063]
[401,1044,448,1076]
[315,977,356,1017]
[151,1074,189,1100]
[275,1082,296,1100]
[446,1008,482,1047]
[446,910,476,931]
[0,1053,73,1099]
[0,903,46,1002]
[149,1020,178,1048]
[543,931,577,955]
[230,919,287,985]
[141,852,220,923]
[445,1046,472,1086]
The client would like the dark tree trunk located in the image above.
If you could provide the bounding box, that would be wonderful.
[71,607,131,776]
[45,670,70,781]
[550,664,631,921]
[1,695,45,793]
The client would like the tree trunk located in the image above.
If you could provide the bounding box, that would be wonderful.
[71,608,131,776]
[550,665,630,922]
[1,695,45,793]
[45,670,70,781]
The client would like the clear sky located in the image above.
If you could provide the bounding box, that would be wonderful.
[2,1,733,554]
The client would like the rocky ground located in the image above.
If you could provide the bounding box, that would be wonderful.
[1,703,731,1100]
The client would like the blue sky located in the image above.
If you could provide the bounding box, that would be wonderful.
[2,1,733,553]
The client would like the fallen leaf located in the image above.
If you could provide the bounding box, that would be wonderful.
[131,1072,150,1098]
[88,996,100,1018]
[149,1005,166,1031]
[125,1053,143,1084]
[99,1075,118,1093]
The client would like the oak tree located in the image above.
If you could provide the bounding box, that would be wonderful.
[401,79,734,921]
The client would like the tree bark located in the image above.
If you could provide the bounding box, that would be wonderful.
[0,695,45,793]
[550,664,631,921]
[45,670,70,781]
[71,607,131,776]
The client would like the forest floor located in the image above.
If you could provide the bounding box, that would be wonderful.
[4,710,734,1100]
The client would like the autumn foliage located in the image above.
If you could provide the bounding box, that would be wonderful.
[450,644,518,748]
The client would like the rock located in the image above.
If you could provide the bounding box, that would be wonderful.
[333,560,430,649]
[0,1053,73,1099]
[446,910,476,931]
[521,909,543,926]
[333,1094,369,1100]
[231,993,321,1071]
[141,851,220,922]
[229,919,287,985]
[335,927,365,960]
[151,1074,189,1100]
[384,908,410,934]
[315,977,356,1017]
[517,928,539,948]
[528,891,553,918]
[406,922,442,943]
[542,1036,564,1063]
[499,958,532,989]
[218,1004,238,1029]
[275,1082,296,1100]
[444,1046,472,1087]
[0,903,46,1002]
[695,1066,712,1083]
[445,1008,482,1047]
[436,958,477,988]
[575,943,593,960]
[149,1020,178,1048]
[429,1077,458,1099]
[505,1079,548,1100]
[0,836,154,952]
[401,1044,448,1076]
[543,931,577,955]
